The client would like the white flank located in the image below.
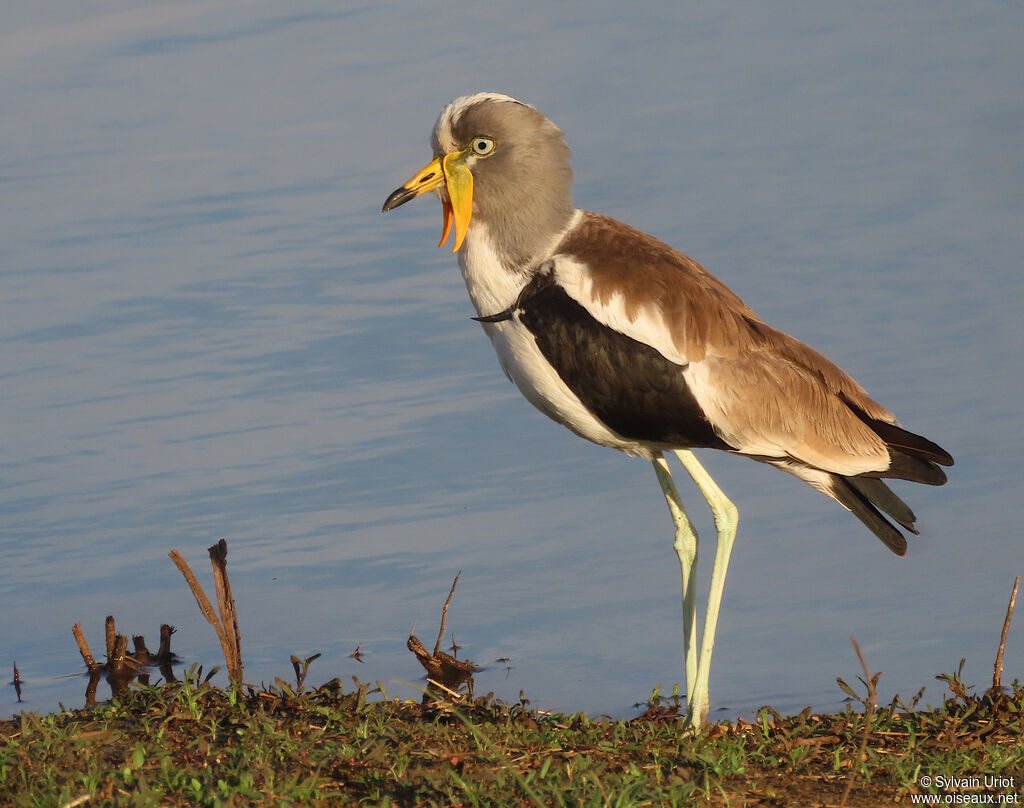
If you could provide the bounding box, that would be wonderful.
[484,318,647,454]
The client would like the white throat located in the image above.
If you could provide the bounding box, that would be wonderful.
[457,209,583,318]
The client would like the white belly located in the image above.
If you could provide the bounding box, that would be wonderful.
[457,217,648,457]
[484,318,651,454]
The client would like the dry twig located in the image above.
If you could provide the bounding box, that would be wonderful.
[104,615,117,658]
[208,540,242,682]
[408,572,478,692]
[434,570,462,656]
[72,623,99,673]
[991,575,1020,694]
[840,635,877,808]
[169,541,243,686]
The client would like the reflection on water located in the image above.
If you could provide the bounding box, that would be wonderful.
[73,617,180,708]
[2,2,1022,720]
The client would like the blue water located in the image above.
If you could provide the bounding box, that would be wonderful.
[2,1,1022,720]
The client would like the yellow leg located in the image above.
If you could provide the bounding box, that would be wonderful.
[651,454,699,710]
[674,449,739,728]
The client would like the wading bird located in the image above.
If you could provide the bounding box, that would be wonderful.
[382,92,953,728]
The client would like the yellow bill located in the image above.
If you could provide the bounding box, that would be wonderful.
[382,150,475,253]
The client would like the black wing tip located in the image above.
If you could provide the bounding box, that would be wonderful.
[839,392,954,468]
[896,436,954,468]
[883,452,949,486]
[831,476,910,556]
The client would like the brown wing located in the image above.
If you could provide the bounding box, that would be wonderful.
[555,212,902,475]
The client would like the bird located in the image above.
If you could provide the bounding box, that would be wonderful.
[381,92,953,728]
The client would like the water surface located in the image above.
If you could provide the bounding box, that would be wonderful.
[2,1,1022,719]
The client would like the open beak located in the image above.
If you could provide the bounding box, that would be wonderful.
[382,151,474,253]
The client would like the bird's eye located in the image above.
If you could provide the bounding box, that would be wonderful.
[471,137,495,155]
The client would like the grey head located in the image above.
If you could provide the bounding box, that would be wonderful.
[433,93,576,269]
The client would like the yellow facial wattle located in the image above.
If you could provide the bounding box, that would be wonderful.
[440,151,474,253]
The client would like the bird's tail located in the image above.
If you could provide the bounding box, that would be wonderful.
[828,475,913,556]
[767,462,912,555]
[763,455,944,556]
[764,409,953,555]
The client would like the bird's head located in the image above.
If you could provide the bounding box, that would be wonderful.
[383,93,575,267]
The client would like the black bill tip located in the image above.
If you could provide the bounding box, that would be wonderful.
[382,185,419,213]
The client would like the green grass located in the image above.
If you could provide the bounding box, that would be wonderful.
[2,667,1023,807]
